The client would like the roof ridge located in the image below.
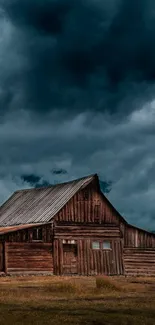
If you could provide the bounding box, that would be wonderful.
[14,173,97,193]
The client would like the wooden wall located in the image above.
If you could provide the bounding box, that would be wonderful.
[0,179,155,276]
[5,242,53,274]
[124,225,155,248]
[54,182,155,249]
[53,237,124,276]
[55,183,121,225]
[54,223,122,239]
[124,248,155,276]
[0,224,53,243]
[0,243,4,272]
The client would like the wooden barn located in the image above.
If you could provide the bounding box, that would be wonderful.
[0,173,155,276]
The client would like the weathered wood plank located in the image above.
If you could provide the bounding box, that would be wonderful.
[124,248,155,276]
[6,243,53,274]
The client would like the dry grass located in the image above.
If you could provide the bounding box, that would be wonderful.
[45,280,85,295]
[0,275,155,324]
[95,275,122,292]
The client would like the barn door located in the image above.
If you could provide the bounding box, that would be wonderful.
[0,243,4,272]
[63,244,77,275]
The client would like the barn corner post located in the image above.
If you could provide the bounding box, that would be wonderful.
[4,241,8,275]
[51,221,54,267]
[52,220,58,276]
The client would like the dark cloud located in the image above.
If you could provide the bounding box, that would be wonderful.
[21,174,51,187]
[51,168,68,175]
[1,0,155,231]
[4,0,72,35]
[0,107,155,230]
[21,174,41,185]
[1,0,155,117]
[21,169,68,187]
[21,171,112,194]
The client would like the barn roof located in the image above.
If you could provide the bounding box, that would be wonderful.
[0,174,96,227]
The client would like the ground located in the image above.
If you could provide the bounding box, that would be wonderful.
[0,275,155,325]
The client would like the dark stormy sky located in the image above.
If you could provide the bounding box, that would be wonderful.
[0,0,155,231]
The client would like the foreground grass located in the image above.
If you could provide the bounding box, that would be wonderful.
[0,275,155,324]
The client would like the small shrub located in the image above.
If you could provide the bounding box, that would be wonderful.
[95,275,121,291]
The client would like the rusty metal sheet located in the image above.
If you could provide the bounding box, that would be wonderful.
[0,223,44,235]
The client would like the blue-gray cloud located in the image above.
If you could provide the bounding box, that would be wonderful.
[1,0,155,232]
[1,0,155,117]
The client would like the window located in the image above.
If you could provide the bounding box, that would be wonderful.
[92,241,100,249]
[94,204,100,222]
[102,241,111,250]
[32,228,42,241]
[24,230,28,241]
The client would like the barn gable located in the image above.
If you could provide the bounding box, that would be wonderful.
[54,177,126,226]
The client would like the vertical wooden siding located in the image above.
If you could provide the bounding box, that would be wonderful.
[54,183,155,248]
[53,238,124,276]
[124,225,155,248]
[55,185,120,225]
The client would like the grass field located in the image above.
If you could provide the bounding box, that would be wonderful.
[0,275,155,325]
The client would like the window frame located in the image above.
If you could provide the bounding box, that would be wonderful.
[92,240,112,250]
[23,230,29,241]
[32,228,43,242]
[102,241,111,250]
[94,204,101,223]
[92,241,100,250]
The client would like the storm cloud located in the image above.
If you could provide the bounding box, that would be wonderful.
[1,0,155,116]
[0,0,155,231]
